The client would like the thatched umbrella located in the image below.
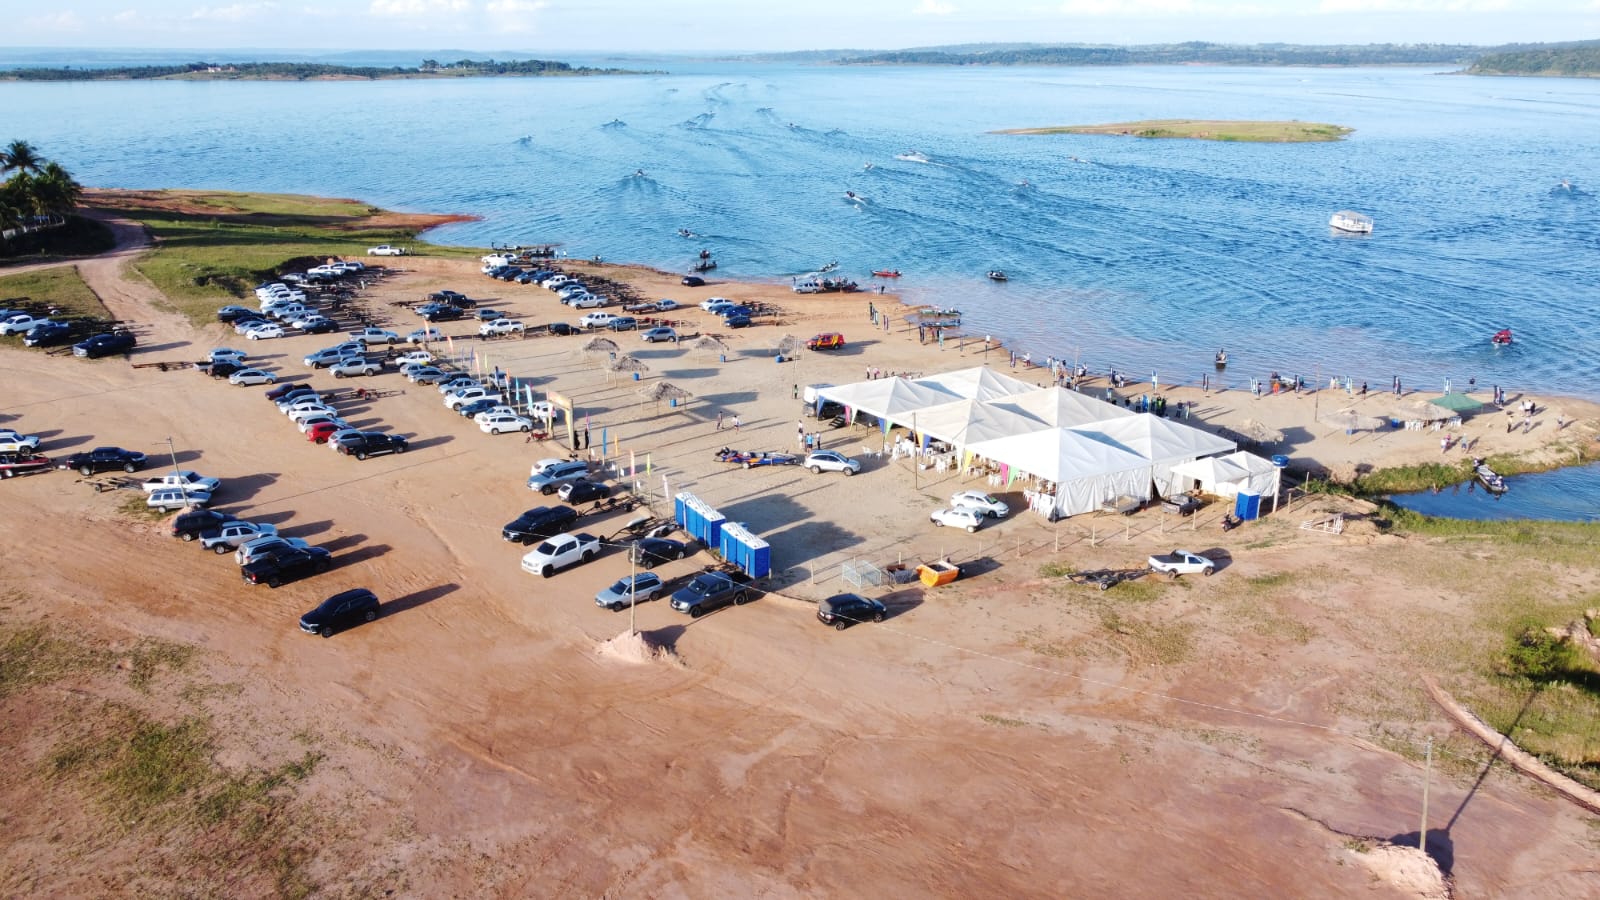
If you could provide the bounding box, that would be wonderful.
[1391,400,1451,423]
[691,335,727,355]
[639,380,691,413]
[581,336,619,356]
[774,334,804,358]
[1320,409,1388,441]
[608,354,650,374]
[1237,418,1284,443]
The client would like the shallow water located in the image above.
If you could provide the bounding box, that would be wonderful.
[1387,460,1600,522]
[5,62,1599,395]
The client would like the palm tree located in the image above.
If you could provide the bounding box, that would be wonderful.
[1,139,43,176]
[33,161,82,217]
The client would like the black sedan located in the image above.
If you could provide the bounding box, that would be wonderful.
[630,537,688,569]
[59,446,147,475]
[502,506,578,544]
[170,508,239,541]
[72,331,137,358]
[558,479,611,505]
[217,304,255,322]
[681,275,705,287]
[299,588,381,638]
[335,432,409,460]
[724,315,752,329]
[23,321,73,347]
[547,322,578,336]
[241,547,333,588]
[816,593,887,630]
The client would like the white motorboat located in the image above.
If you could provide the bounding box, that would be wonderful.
[1330,210,1373,234]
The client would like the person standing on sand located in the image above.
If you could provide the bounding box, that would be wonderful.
[716,411,724,430]
[732,415,741,433]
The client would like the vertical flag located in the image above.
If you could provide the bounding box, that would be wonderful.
[630,449,636,481]
[646,453,652,476]
[601,427,608,458]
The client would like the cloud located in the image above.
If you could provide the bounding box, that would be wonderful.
[22,11,84,30]
[486,0,548,12]
[1319,0,1511,10]
[914,0,957,14]
[1058,0,1196,14]
[191,3,278,20]
[368,0,474,17]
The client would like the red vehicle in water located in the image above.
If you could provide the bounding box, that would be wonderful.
[1491,328,1513,346]
[806,332,846,351]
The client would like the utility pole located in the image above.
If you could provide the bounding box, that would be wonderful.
[166,436,180,476]
[629,540,639,637]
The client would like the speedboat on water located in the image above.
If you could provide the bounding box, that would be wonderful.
[1330,210,1374,234]
[677,228,694,238]
[987,270,1008,282]
[871,269,901,278]
[1473,457,1508,494]
[818,261,839,274]
[1492,328,1513,346]
[895,150,930,163]
[603,119,626,128]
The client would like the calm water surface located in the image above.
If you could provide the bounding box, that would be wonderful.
[1388,461,1600,522]
[7,63,1600,395]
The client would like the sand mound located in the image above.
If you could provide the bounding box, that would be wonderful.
[595,629,682,667]
[1345,842,1450,899]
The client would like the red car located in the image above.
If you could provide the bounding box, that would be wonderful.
[806,332,845,351]
[305,422,341,444]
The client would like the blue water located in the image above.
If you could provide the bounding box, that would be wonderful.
[1388,461,1600,522]
[6,63,1600,396]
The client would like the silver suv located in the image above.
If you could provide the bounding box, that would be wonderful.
[526,460,591,495]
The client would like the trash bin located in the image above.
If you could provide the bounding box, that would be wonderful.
[719,353,726,363]
[1270,454,1289,468]
[775,355,784,364]
[669,398,677,408]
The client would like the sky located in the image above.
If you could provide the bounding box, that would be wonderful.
[5,0,1598,54]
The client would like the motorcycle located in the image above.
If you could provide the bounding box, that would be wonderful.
[1220,514,1240,532]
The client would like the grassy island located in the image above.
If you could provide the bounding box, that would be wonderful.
[996,119,1352,142]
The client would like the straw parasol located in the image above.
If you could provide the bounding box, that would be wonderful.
[639,381,691,412]
[581,336,619,355]
[1237,418,1284,443]
[774,334,804,357]
[608,354,650,373]
[1391,400,1451,422]
[691,335,727,354]
[1320,409,1388,440]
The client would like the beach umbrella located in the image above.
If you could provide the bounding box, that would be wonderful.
[774,334,804,357]
[608,354,650,373]
[691,334,728,354]
[1237,418,1284,444]
[638,381,690,403]
[581,336,619,355]
[1391,400,1451,422]
[1320,409,1387,440]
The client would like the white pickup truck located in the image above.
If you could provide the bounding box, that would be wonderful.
[142,470,222,494]
[1147,549,1216,578]
[367,245,408,256]
[348,327,399,345]
[520,532,600,577]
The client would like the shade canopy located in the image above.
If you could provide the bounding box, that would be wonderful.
[817,377,963,427]
[1429,393,1484,414]
[581,336,619,354]
[1072,415,1237,496]
[911,366,1039,402]
[966,428,1153,518]
[639,381,690,402]
[991,385,1135,428]
[1169,451,1281,503]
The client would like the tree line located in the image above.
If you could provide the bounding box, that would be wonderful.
[846,42,1489,67]
[1467,46,1600,77]
[1,59,642,82]
[0,140,83,244]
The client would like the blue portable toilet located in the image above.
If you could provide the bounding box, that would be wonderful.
[1235,492,1262,521]
[703,508,726,549]
[719,523,771,578]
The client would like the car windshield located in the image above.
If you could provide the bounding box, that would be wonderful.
[609,579,631,594]
[534,541,558,555]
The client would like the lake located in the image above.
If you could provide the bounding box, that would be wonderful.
[5,62,1599,397]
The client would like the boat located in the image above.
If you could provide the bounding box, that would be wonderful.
[677,228,695,238]
[692,260,718,272]
[602,119,626,128]
[871,269,901,278]
[895,150,930,163]
[1214,349,1228,368]
[1492,328,1513,346]
[987,271,1008,282]
[1330,210,1374,234]
[844,190,863,203]
[1473,457,1508,494]
[818,261,839,274]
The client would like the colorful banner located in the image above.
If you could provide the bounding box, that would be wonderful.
[646,453,652,476]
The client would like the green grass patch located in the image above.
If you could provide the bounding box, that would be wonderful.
[116,492,169,522]
[1,622,109,699]
[1100,610,1193,666]
[0,215,118,260]
[978,714,1030,728]
[0,265,112,321]
[1037,561,1075,578]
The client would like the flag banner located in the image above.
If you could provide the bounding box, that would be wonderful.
[646,453,652,476]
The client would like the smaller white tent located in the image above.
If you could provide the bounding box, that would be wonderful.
[966,428,1152,519]
[816,377,961,430]
[1169,451,1281,510]
[1073,415,1237,497]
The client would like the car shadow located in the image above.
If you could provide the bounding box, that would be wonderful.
[331,543,390,568]
[135,341,192,355]
[169,449,204,464]
[320,533,368,554]
[247,509,297,525]
[879,588,925,621]
[952,555,1001,578]
[225,472,280,504]
[38,434,91,452]
[384,582,459,617]
[279,518,335,539]
[638,623,687,653]
[345,419,383,429]
[406,435,455,451]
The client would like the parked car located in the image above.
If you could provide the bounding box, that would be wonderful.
[436,375,479,394]
[630,537,688,569]
[329,358,382,378]
[445,387,503,410]
[336,432,409,460]
[0,431,41,453]
[950,490,1010,518]
[519,531,600,577]
[606,316,639,332]
[299,588,381,637]
[147,486,212,511]
[207,348,249,364]
[570,294,611,310]
[595,573,666,611]
[0,453,54,479]
[681,275,705,287]
[295,315,338,334]
[455,398,502,419]
[23,321,73,347]
[245,323,286,341]
[406,366,447,384]
[348,327,399,345]
[407,327,444,345]
[480,319,525,336]
[170,508,239,541]
[395,349,432,365]
[235,535,311,566]
[264,382,310,402]
[547,322,578,336]
[200,360,245,379]
[421,305,464,323]
[578,311,618,329]
[528,401,563,422]
[804,449,860,476]
[557,479,611,504]
[242,547,333,588]
[1148,549,1216,578]
[296,414,348,434]
[474,309,505,322]
[61,446,146,475]
[232,316,269,335]
[654,299,681,312]
[199,521,278,553]
[228,368,278,386]
[141,470,221,494]
[73,331,137,358]
[718,305,754,319]
[641,326,678,343]
[807,332,846,351]
[669,571,751,618]
[527,459,590,494]
[217,304,255,322]
[368,244,408,255]
[929,507,985,532]
[1,313,55,336]
[305,421,343,444]
[816,593,887,630]
[479,412,533,434]
[724,314,752,329]
[501,506,579,544]
[700,298,735,313]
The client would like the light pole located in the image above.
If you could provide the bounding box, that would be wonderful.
[628,540,639,637]
[166,436,180,476]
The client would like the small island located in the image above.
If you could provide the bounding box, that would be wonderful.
[995,119,1352,142]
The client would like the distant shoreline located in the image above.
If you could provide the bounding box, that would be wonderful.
[0,60,660,83]
[994,119,1353,143]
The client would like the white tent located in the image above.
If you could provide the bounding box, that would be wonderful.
[816,377,961,430]
[1072,415,1237,496]
[1168,451,1281,510]
[991,385,1135,428]
[907,397,1046,450]
[965,428,1152,519]
[911,366,1039,402]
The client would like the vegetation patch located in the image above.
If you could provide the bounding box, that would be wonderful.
[978,714,1030,728]
[116,492,170,522]
[0,265,111,321]
[996,120,1352,142]
[1100,610,1193,666]
[0,214,115,261]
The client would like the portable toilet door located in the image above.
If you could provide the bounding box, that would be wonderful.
[703,510,726,548]
[1234,492,1262,521]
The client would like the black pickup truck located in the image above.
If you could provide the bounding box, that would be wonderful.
[669,570,755,618]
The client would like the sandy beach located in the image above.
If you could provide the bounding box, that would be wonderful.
[3,243,1598,896]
